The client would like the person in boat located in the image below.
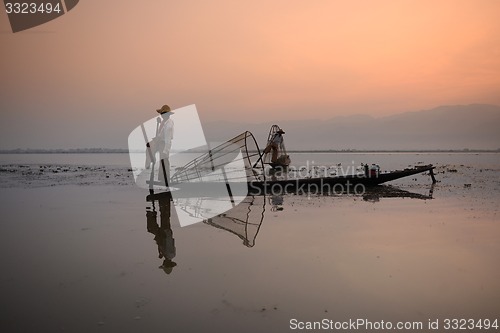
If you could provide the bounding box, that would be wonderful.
[263,129,285,163]
[146,104,174,186]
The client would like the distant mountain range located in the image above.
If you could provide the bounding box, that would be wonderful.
[202,104,500,150]
[1,104,498,152]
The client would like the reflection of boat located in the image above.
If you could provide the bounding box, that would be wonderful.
[362,185,434,202]
[146,185,433,249]
[146,186,433,249]
[146,130,437,200]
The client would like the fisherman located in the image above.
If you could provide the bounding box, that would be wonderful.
[263,129,285,163]
[146,104,174,185]
[157,104,174,158]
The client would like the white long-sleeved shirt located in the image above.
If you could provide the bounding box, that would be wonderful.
[159,118,174,154]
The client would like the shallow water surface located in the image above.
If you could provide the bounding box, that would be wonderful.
[0,153,499,333]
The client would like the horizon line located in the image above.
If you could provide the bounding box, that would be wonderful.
[1,148,499,154]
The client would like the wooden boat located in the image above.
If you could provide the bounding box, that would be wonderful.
[146,131,436,201]
[248,164,435,194]
[147,164,435,199]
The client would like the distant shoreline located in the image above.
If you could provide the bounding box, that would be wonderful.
[0,148,499,154]
[0,148,128,154]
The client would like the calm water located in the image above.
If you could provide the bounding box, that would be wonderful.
[0,153,499,333]
[1,151,498,169]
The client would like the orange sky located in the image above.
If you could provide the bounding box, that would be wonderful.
[1,0,500,148]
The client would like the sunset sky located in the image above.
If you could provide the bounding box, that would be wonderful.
[1,0,500,149]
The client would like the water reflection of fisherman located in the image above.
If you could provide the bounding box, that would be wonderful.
[146,104,174,186]
[146,197,177,274]
[263,129,285,163]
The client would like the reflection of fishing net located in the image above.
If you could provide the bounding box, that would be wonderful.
[262,125,290,166]
[203,196,265,247]
[170,131,265,184]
